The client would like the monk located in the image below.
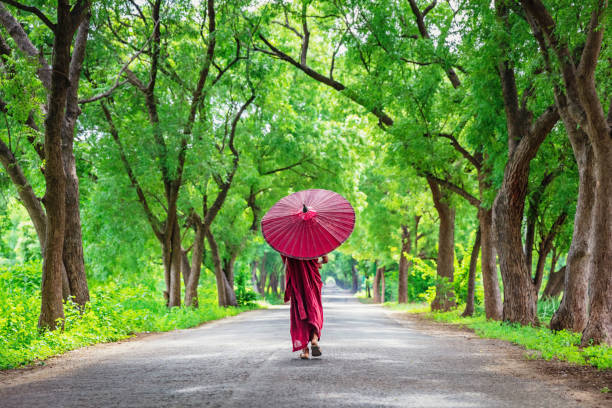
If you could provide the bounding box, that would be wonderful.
[282,254,328,359]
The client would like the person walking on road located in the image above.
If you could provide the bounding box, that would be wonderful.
[261,189,355,359]
[282,254,328,359]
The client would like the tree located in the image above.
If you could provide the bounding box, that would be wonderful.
[0,0,91,329]
[519,0,610,345]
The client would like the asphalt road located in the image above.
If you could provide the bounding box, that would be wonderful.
[0,285,583,408]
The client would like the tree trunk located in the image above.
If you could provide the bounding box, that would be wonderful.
[550,132,594,331]
[427,177,456,311]
[61,263,70,301]
[373,266,384,303]
[542,266,565,299]
[581,135,612,345]
[223,256,238,307]
[398,224,411,303]
[270,271,278,296]
[477,208,503,320]
[181,249,191,288]
[60,15,90,308]
[493,167,539,325]
[185,222,204,307]
[462,229,481,317]
[164,215,182,308]
[258,253,267,295]
[251,260,260,294]
[518,0,609,346]
[205,230,237,307]
[350,258,359,293]
[39,5,76,330]
[381,268,385,303]
[205,228,228,306]
[492,5,559,324]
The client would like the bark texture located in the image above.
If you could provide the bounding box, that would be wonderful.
[373,266,385,303]
[61,15,90,307]
[39,2,87,330]
[478,208,503,320]
[542,266,565,299]
[493,0,559,325]
[520,0,610,344]
[427,177,456,311]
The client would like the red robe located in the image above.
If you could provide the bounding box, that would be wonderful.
[282,256,323,351]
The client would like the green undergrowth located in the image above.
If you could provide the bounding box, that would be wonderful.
[383,302,611,371]
[0,261,259,370]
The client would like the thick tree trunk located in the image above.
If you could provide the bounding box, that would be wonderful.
[350,259,359,293]
[185,223,204,307]
[518,0,609,346]
[398,224,411,303]
[61,15,90,307]
[462,229,481,317]
[548,92,595,333]
[478,208,503,320]
[492,7,559,324]
[39,5,76,330]
[427,177,456,311]
[493,172,539,325]
[576,69,611,346]
[581,135,612,345]
[61,115,89,306]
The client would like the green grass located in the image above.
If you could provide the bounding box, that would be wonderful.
[0,261,259,370]
[383,301,611,371]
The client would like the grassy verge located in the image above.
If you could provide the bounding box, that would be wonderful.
[0,262,259,370]
[382,302,611,371]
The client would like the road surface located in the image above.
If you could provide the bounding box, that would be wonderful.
[0,285,584,407]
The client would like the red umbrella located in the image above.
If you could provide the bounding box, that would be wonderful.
[261,189,355,259]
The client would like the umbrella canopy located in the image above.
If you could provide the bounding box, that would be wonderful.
[261,189,355,259]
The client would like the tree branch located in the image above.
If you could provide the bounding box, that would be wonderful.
[438,133,481,169]
[260,156,308,175]
[101,101,162,240]
[424,172,481,207]
[80,16,160,104]
[0,0,56,31]
[257,34,394,127]
[0,3,51,90]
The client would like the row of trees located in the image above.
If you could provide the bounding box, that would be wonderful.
[251,0,609,346]
[0,0,609,346]
[0,0,352,328]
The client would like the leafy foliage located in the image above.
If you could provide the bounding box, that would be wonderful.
[0,262,257,370]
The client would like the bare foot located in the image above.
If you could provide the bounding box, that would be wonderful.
[300,347,309,359]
